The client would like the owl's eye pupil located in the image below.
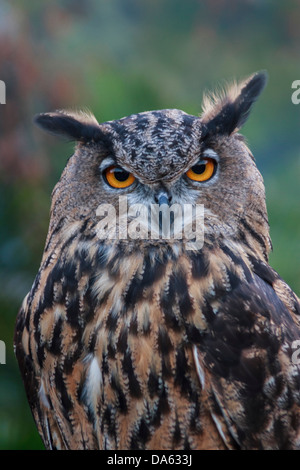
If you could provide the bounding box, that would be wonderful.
[190,163,206,175]
[114,168,130,182]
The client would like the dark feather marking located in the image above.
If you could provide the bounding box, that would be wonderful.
[24,307,30,332]
[59,233,80,257]
[102,352,109,375]
[160,291,182,331]
[226,268,240,290]
[221,244,243,264]
[44,217,66,252]
[40,273,56,311]
[36,340,45,368]
[183,436,191,451]
[95,244,109,270]
[189,252,210,279]
[62,260,78,294]
[173,415,182,445]
[293,297,300,316]
[33,317,46,367]
[103,405,117,439]
[63,330,83,374]
[186,323,202,344]
[189,396,201,432]
[161,354,173,379]
[76,246,92,277]
[122,350,142,398]
[105,309,119,332]
[233,354,266,393]
[129,313,138,335]
[63,350,80,375]
[210,278,228,300]
[54,367,73,416]
[138,418,151,445]
[88,325,101,353]
[201,300,217,324]
[117,327,128,353]
[77,376,86,404]
[239,393,269,439]
[240,218,268,257]
[141,255,166,288]
[151,115,168,137]
[81,286,95,323]
[168,270,193,319]
[204,350,230,379]
[27,273,40,306]
[273,419,291,450]
[203,337,240,368]
[44,254,55,270]
[235,228,252,250]
[248,255,277,286]
[109,119,129,140]
[174,347,193,397]
[211,315,253,349]
[253,274,296,329]
[106,251,123,277]
[182,113,198,136]
[125,256,167,307]
[110,375,128,414]
[129,435,140,450]
[157,328,173,354]
[157,384,170,416]
[107,331,117,359]
[33,303,40,330]
[66,295,81,328]
[124,276,144,306]
[148,370,160,398]
[49,317,63,355]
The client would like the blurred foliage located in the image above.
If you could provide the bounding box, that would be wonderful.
[0,0,299,449]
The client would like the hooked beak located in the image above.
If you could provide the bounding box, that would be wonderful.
[155,191,172,207]
[154,190,174,236]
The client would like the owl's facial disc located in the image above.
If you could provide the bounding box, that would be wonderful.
[96,149,220,247]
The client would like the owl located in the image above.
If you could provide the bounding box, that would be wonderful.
[14,72,300,450]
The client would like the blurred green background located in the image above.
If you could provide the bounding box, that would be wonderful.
[0,0,299,449]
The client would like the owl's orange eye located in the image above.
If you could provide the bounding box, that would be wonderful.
[104,166,135,189]
[186,158,216,182]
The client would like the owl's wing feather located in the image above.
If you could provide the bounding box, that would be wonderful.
[14,302,58,449]
[14,295,97,450]
[194,258,300,450]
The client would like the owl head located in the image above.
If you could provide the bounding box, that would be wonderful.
[35,72,270,259]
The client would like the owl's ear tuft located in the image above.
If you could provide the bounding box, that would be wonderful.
[201,71,268,137]
[34,110,104,143]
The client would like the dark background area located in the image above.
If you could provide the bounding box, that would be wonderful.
[0,0,299,449]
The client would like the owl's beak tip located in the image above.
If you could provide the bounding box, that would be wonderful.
[155,192,172,206]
